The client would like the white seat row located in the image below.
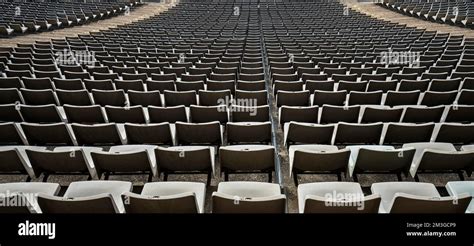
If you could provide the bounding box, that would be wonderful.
[279,104,474,125]
[298,181,473,213]
[284,122,474,146]
[1,181,471,213]
[288,143,474,184]
[0,144,279,184]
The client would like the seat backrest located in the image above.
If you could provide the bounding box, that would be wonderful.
[227,122,272,144]
[124,123,173,145]
[0,193,34,213]
[389,193,471,213]
[313,90,347,107]
[155,147,212,172]
[383,123,435,144]
[91,89,126,107]
[122,192,199,213]
[279,106,319,125]
[164,90,197,107]
[303,194,381,213]
[320,105,360,124]
[91,150,152,175]
[26,148,89,174]
[105,106,146,124]
[402,106,444,123]
[21,123,73,146]
[285,122,335,145]
[212,193,286,213]
[176,121,222,145]
[148,105,188,123]
[335,123,384,145]
[71,123,121,146]
[0,123,24,145]
[220,145,274,171]
[355,148,416,172]
[293,148,350,172]
[435,123,474,145]
[37,193,119,213]
[418,150,474,171]
[63,105,105,124]
[190,105,228,124]
[231,105,270,122]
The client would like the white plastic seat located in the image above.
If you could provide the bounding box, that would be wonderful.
[122,181,206,213]
[212,181,286,213]
[155,146,215,185]
[461,145,474,151]
[402,142,466,178]
[90,145,157,180]
[446,181,474,213]
[297,182,364,213]
[346,145,394,176]
[0,182,60,213]
[371,182,440,213]
[63,180,133,213]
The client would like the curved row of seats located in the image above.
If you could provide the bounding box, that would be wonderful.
[275,89,474,107]
[284,121,474,146]
[289,143,474,184]
[0,104,271,124]
[2,120,473,147]
[0,64,265,82]
[276,78,474,93]
[1,142,472,185]
[0,144,277,184]
[0,88,269,107]
[379,0,474,28]
[0,0,141,38]
[279,104,474,124]
[2,87,474,109]
[0,181,471,213]
[1,0,474,215]
[5,75,474,94]
[3,103,474,125]
[0,119,274,146]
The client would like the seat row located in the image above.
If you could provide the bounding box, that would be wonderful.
[0,1,140,38]
[0,88,268,107]
[0,103,270,124]
[276,77,474,93]
[0,119,274,146]
[284,121,474,146]
[0,181,471,213]
[380,0,474,28]
[275,89,474,107]
[279,104,474,124]
[0,68,266,82]
[0,76,267,94]
[289,143,474,184]
[0,144,278,184]
[269,65,474,82]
